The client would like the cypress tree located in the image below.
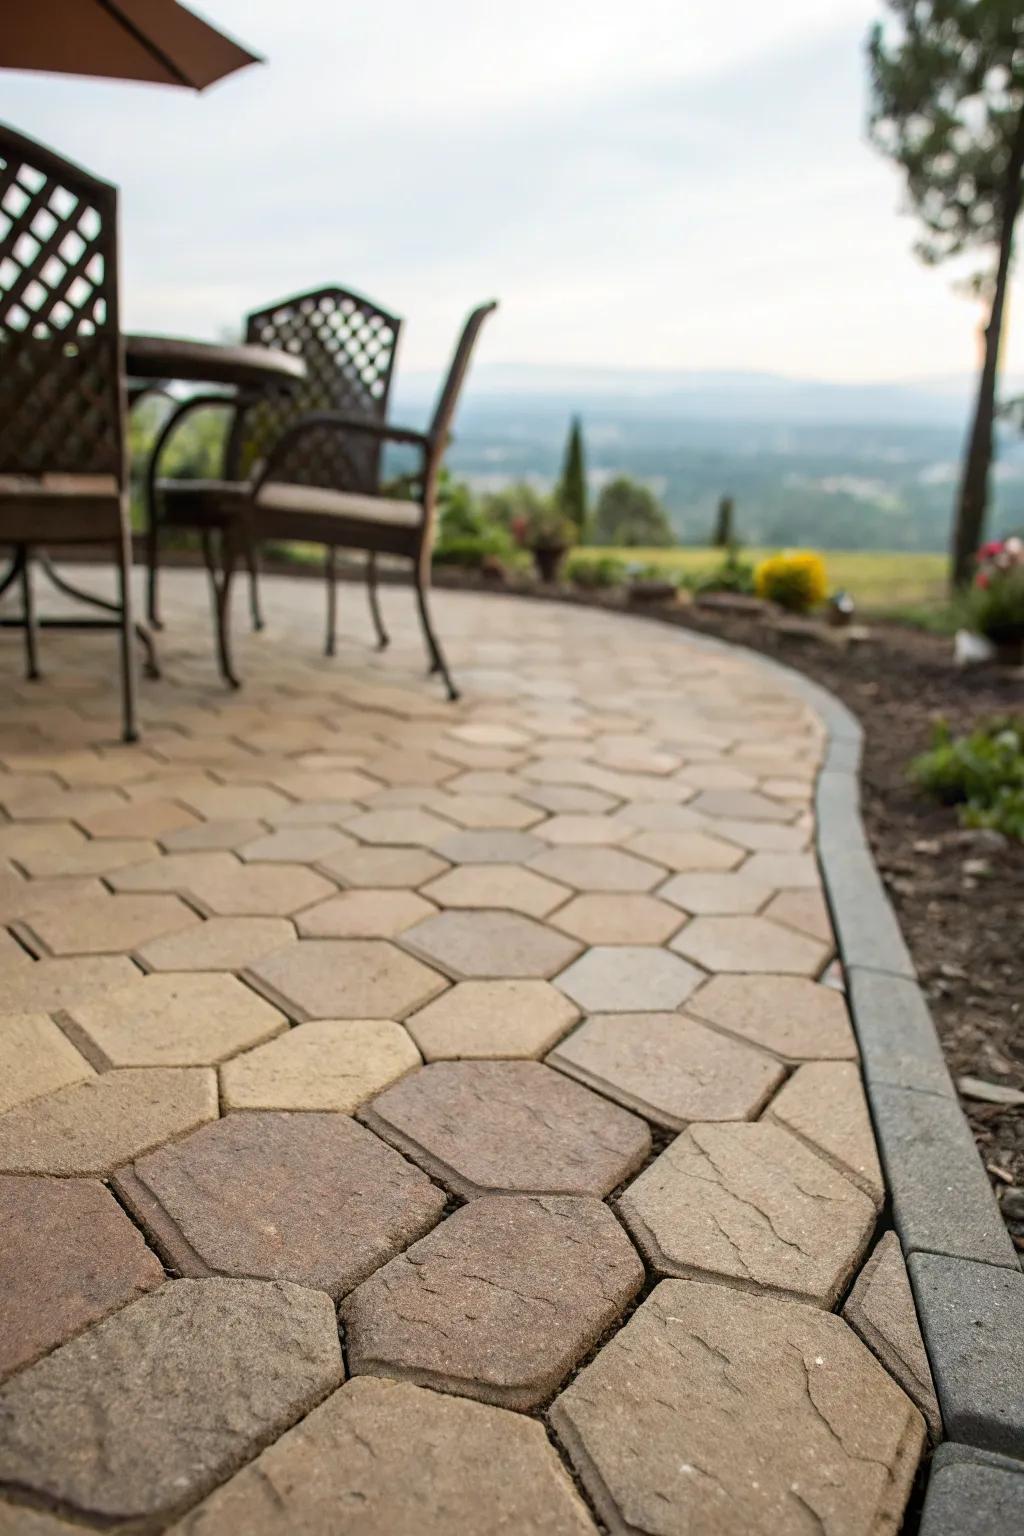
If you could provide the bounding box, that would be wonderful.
[557,417,588,534]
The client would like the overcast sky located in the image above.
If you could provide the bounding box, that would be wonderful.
[5,0,1021,384]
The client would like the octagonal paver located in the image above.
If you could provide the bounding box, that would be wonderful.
[221,1019,420,1111]
[688,974,857,1061]
[432,829,546,865]
[361,1059,650,1198]
[0,1067,217,1175]
[551,893,683,945]
[0,955,140,1016]
[549,1012,784,1130]
[245,939,447,1020]
[401,905,582,980]
[317,844,448,889]
[185,862,335,917]
[549,1280,924,1536]
[0,1012,93,1114]
[618,1121,875,1306]
[168,1377,597,1536]
[0,1278,343,1527]
[135,916,296,973]
[658,870,773,915]
[421,863,570,918]
[766,1061,884,1206]
[114,1112,444,1298]
[18,892,199,958]
[405,979,579,1060]
[555,945,703,1012]
[0,1175,164,1381]
[62,972,287,1069]
[528,846,663,892]
[344,1195,643,1408]
[671,915,829,975]
[238,827,353,864]
[296,888,435,939]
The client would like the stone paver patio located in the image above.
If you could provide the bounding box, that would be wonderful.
[0,570,936,1532]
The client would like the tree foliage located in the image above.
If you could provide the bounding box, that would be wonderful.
[556,416,588,533]
[590,476,674,547]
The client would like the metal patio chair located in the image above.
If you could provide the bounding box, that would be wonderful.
[0,122,151,743]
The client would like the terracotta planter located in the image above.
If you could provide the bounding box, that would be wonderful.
[532,545,567,584]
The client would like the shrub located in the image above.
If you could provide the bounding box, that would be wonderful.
[590,477,674,547]
[968,563,1024,645]
[911,718,1024,841]
[433,471,517,569]
[566,555,627,589]
[693,545,756,596]
[754,550,828,613]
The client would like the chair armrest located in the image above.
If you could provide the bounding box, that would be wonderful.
[254,412,433,493]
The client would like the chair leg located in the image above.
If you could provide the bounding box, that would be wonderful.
[115,532,140,744]
[19,549,40,681]
[202,529,241,689]
[413,567,458,701]
[245,538,264,632]
[325,545,337,657]
[146,515,163,631]
[366,552,389,650]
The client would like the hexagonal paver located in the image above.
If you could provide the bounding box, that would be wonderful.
[549,1280,924,1536]
[344,809,455,847]
[555,945,703,1013]
[538,815,629,846]
[766,1061,884,1206]
[269,768,382,802]
[763,887,833,942]
[221,1019,420,1111]
[317,844,448,889]
[431,794,542,830]
[551,893,683,945]
[17,838,159,879]
[843,1231,941,1441]
[691,788,796,821]
[524,783,618,815]
[185,862,335,917]
[296,888,435,939]
[432,829,546,865]
[167,1377,597,1535]
[0,869,103,925]
[402,909,581,981]
[0,1067,217,1175]
[237,827,353,864]
[0,1012,93,1114]
[361,1060,650,1199]
[106,851,248,894]
[344,1195,643,1408]
[626,830,743,872]
[179,785,292,820]
[741,852,819,888]
[245,939,447,1020]
[160,819,267,852]
[421,863,570,918]
[611,801,701,832]
[618,1121,875,1306]
[78,799,199,840]
[658,870,773,915]
[528,845,663,892]
[0,1175,164,1381]
[688,974,857,1061]
[4,787,123,822]
[135,916,296,973]
[549,1012,784,1130]
[0,1278,343,1528]
[671,915,829,975]
[0,955,140,1015]
[18,892,199,957]
[405,980,579,1060]
[266,799,358,828]
[62,972,287,1069]
[712,817,810,853]
[114,1112,444,1297]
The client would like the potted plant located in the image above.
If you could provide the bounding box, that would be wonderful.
[969,537,1024,665]
[525,503,577,583]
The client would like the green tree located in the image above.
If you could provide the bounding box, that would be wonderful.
[591,476,674,547]
[868,1,1024,590]
[556,416,588,533]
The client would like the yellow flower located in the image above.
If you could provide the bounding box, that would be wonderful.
[754,550,828,613]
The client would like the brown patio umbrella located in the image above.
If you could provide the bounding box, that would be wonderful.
[0,0,261,91]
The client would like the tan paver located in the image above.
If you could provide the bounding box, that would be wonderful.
[766,1060,884,1207]
[0,1012,93,1114]
[843,1230,942,1441]
[550,1280,924,1536]
[221,1019,420,1111]
[77,800,199,841]
[362,1059,650,1198]
[160,818,267,851]
[0,1279,343,1527]
[555,944,703,1012]
[136,916,295,972]
[538,814,629,845]
[528,845,664,892]
[186,862,335,917]
[763,887,834,941]
[63,972,287,1069]
[618,1121,875,1307]
[17,838,159,878]
[0,955,141,1015]
[3,787,124,822]
[296,888,435,938]
[402,908,581,980]
[713,817,810,852]
[179,785,292,820]
[344,1195,643,1408]
[0,1067,218,1175]
[238,827,354,864]
[688,974,857,1061]
[169,1377,597,1535]
[0,1175,164,1382]
[421,863,570,918]
[0,869,102,925]
[431,794,543,830]
[432,828,546,864]
[658,869,772,914]
[626,829,744,872]
[690,788,796,821]
[104,849,238,894]
[405,979,579,1060]
[317,843,448,888]
[549,1012,784,1130]
[671,914,829,975]
[550,892,683,944]
[19,892,200,957]
[741,851,819,888]
[245,938,447,1019]
[115,1112,443,1297]
[524,783,619,814]
[344,808,455,847]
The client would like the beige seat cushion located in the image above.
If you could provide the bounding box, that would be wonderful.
[255,482,422,529]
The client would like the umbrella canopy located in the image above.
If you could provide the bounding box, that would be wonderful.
[0,0,261,91]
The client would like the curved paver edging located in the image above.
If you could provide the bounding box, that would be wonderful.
[665,621,1024,1529]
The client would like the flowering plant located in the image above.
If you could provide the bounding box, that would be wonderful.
[754,550,828,613]
[969,536,1024,653]
[974,536,1024,590]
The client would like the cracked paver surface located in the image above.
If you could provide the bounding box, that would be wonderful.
[0,571,918,1531]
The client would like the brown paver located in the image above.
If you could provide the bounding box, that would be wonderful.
[402,909,581,980]
[344,1195,644,1408]
[405,979,579,1059]
[0,955,141,1014]
[421,863,570,918]
[0,1278,343,1526]
[549,1012,784,1130]
[766,1060,884,1206]
[115,1112,443,1297]
[63,971,287,1068]
[763,886,834,941]
[658,869,772,914]
[688,974,857,1061]
[186,861,336,917]
[555,945,703,1012]
[671,914,829,975]
[317,843,448,888]
[362,1059,650,1198]
[618,1121,875,1306]
[549,1279,924,1536]
[169,1377,598,1535]
[0,1012,93,1113]
[0,1502,82,1532]
[246,938,447,1020]
[0,1175,164,1381]
[550,892,683,944]
[221,1019,420,1111]
[136,915,296,972]
[19,891,200,957]
[0,1067,217,1175]
[843,1230,942,1441]
[432,828,546,864]
[528,845,663,892]
[296,888,435,938]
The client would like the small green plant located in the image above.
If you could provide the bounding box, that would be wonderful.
[692,545,756,596]
[432,471,517,569]
[566,554,627,589]
[968,566,1024,647]
[911,718,1024,841]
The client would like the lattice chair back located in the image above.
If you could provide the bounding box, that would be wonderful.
[428,301,497,450]
[230,285,401,494]
[0,123,125,485]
